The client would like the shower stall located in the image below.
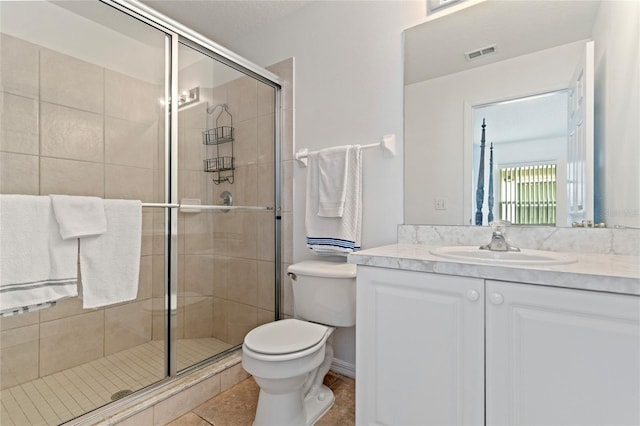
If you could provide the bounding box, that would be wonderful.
[0,1,283,424]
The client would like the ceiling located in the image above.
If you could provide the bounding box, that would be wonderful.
[140,0,313,47]
[473,91,568,146]
[404,0,601,84]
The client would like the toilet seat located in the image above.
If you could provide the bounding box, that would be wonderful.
[244,319,330,355]
[244,319,329,355]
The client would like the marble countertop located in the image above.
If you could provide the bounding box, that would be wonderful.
[348,244,640,296]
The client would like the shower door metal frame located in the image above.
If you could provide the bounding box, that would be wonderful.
[174,35,284,377]
[69,0,283,423]
[102,0,283,374]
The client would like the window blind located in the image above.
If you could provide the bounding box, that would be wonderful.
[499,164,556,225]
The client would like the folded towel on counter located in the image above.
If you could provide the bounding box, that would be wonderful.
[49,194,107,240]
[0,195,78,313]
[318,145,351,218]
[305,145,362,256]
[79,199,141,309]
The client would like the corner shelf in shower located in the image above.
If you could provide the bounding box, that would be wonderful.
[203,104,234,184]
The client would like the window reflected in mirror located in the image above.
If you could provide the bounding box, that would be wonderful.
[471,90,568,227]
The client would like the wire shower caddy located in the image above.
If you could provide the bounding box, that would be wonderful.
[203,103,234,184]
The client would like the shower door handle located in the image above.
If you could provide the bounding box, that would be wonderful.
[181,204,273,212]
[141,202,273,212]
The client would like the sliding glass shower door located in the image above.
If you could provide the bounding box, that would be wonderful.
[0,1,170,424]
[175,41,278,372]
[0,1,281,423]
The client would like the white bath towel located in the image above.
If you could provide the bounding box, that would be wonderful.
[318,145,351,217]
[49,195,107,240]
[79,199,141,309]
[306,145,362,256]
[0,195,78,313]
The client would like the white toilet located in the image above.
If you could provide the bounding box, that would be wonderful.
[242,260,357,426]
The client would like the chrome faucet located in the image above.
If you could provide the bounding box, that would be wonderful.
[480,220,520,252]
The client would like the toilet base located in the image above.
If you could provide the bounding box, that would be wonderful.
[252,384,335,426]
[304,384,335,425]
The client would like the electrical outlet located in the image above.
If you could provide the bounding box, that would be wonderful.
[434,199,447,210]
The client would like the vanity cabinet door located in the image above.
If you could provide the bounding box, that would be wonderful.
[486,280,640,426]
[356,266,484,426]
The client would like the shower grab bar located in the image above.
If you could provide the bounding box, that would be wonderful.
[141,202,273,211]
[294,133,396,167]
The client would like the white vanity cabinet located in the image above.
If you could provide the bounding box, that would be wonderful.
[355,266,485,426]
[486,280,640,426]
[356,266,640,426]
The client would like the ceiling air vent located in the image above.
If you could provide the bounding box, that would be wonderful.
[465,44,497,61]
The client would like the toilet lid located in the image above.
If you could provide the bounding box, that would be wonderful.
[244,319,329,355]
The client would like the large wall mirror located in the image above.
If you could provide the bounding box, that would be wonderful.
[404,0,639,228]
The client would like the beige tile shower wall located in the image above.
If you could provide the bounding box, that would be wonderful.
[175,102,214,340]
[208,74,275,346]
[0,33,164,389]
[175,59,294,347]
[0,34,40,197]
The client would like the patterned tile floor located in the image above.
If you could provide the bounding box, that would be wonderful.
[0,338,232,426]
[168,371,355,426]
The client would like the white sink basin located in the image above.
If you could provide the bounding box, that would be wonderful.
[429,246,577,266]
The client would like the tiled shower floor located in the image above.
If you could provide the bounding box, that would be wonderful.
[0,338,232,426]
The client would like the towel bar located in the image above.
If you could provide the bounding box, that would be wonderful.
[294,134,396,167]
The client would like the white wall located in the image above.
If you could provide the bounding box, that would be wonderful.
[592,0,640,227]
[227,1,425,368]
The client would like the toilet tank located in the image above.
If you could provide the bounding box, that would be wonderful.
[287,260,357,327]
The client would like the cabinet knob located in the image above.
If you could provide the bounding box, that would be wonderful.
[466,289,480,301]
[489,292,504,305]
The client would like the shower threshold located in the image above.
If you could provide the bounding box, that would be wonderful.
[0,338,232,426]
